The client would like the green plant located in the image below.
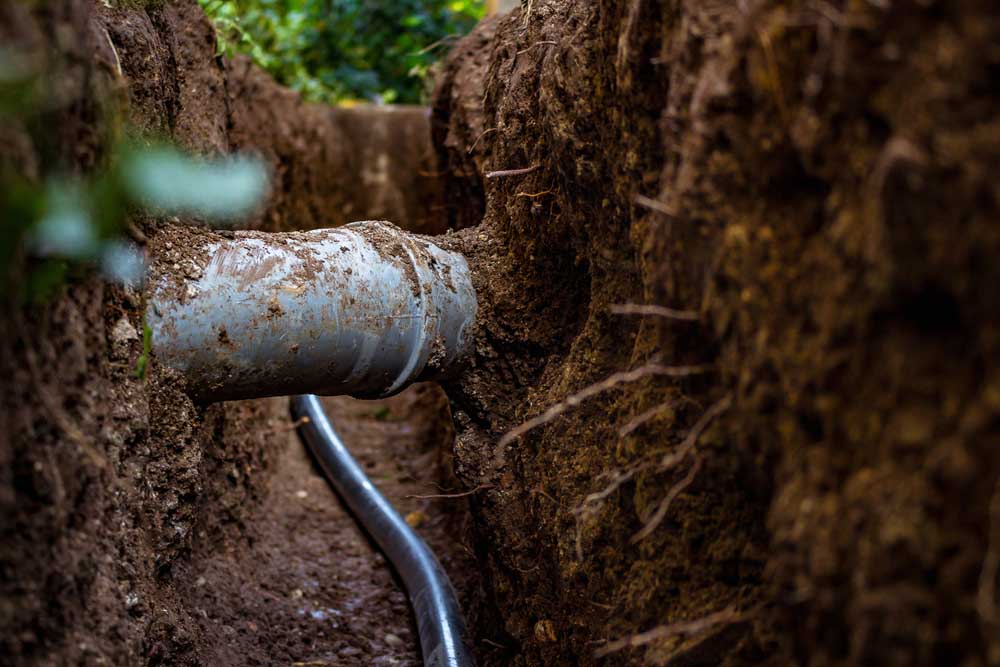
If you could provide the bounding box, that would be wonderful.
[135,317,153,378]
[1,41,271,302]
[1,142,268,302]
[199,0,485,104]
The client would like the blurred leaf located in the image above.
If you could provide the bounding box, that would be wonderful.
[124,149,268,222]
[31,181,99,259]
[135,318,152,379]
[100,240,146,288]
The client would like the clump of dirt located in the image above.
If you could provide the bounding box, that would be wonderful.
[146,220,217,304]
[435,1,1000,665]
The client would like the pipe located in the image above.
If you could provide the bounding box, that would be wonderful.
[292,394,475,667]
[147,221,476,402]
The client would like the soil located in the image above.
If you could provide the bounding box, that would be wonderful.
[430,15,500,233]
[4,0,1000,666]
[434,1,1000,666]
[226,62,448,235]
[1,1,479,665]
[174,386,481,667]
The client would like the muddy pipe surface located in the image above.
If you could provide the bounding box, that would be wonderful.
[292,394,475,667]
[147,221,476,402]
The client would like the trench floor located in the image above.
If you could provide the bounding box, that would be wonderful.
[174,385,478,666]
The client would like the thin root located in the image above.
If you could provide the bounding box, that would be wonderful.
[485,164,541,179]
[594,605,743,657]
[634,193,675,216]
[498,363,713,446]
[978,477,1000,625]
[631,395,733,542]
[631,457,702,543]
[266,415,311,435]
[467,127,497,155]
[406,484,495,500]
[611,303,700,321]
[658,395,732,469]
[516,40,558,55]
[619,401,673,437]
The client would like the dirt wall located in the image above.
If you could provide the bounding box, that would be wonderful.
[435,1,1000,665]
[0,0,449,664]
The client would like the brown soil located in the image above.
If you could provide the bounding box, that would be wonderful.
[430,15,500,233]
[434,1,1000,666]
[174,385,481,667]
[1,1,477,665]
[101,0,446,234]
[5,0,1000,666]
[226,63,448,235]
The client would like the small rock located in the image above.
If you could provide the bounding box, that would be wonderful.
[109,317,138,361]
[290,588,303,599]
[194,576,206,587]
[295,490,308,499]
[404,510,428,528]
[534,619,557,643]
[383,633,404,648]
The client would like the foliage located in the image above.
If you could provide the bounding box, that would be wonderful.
[1,141,268,301]
[0,55,264,302]
[135,317,153,378]
[199,0,485,104]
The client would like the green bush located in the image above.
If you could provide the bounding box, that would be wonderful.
[199,0,485,105]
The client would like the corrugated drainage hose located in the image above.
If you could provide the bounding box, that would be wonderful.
[292,394,475,667]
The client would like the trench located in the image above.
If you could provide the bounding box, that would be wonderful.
[172,387,480,666]
[6,1,1000,666]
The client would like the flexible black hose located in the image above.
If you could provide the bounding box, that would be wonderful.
[291,394,475,667]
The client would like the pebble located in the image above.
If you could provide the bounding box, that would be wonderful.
[110,317,138,361]
[404,511,428,528]
[383,633,404,648]
[534,619,557,643]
